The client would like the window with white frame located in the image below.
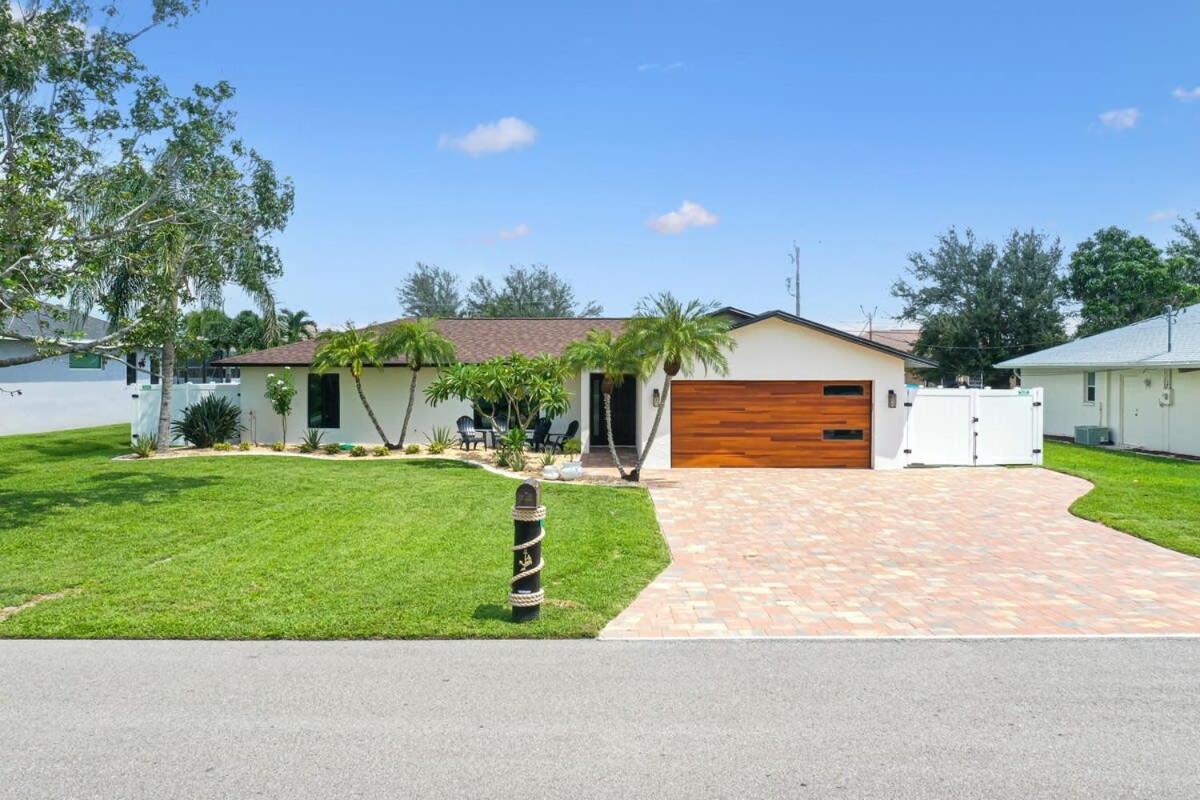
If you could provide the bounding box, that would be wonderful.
[1084,371,1096,404]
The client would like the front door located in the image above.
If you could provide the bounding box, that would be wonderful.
[590,374,637,447]
[1122,374,1166,451]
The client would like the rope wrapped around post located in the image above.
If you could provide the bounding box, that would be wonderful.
[510,479,545,620]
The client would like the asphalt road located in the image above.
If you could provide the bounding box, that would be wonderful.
[2,638,1198,799]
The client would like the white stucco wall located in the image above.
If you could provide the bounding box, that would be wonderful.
[1019,368,1108,438]
[634,317,911,470]
[238,366,581,446]
[0,341,134,436]
[1020,366,1199,458]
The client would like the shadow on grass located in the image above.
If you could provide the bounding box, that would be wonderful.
[24,436,125,461]
[472,603,513,623]
[0,470,218,531]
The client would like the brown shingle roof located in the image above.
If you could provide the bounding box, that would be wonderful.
[213,317,629,367]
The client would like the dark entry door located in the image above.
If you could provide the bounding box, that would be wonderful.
[590,374,637,447]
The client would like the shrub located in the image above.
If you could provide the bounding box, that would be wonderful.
[171,394,243,448]
[322,443,341,455]
[425,425,455,454]
[404,443,421,455]
[498,427,528,470]
[264,368,298,444]
[561,438,582,461]
[271,441,286,452]
[299,428,324,454]
[541,452,557,467]
[238,441,252,451]
[372,445,389,457]
[213,442,232,452]
[131,434,158,459]
[350,444,368,457]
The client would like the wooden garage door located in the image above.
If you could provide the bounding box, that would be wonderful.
[670,380,872,468]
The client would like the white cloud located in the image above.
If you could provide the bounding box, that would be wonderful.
[637,63,658,72]
[438,117,538,157]
[1172,86,1200,102]
[1148,209,1179,223]
[1098,107,1141,131]
[648,201,719,235]
[498,222,530,240]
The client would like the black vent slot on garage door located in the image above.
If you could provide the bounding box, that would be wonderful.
[823,384,864,396]
[823,429,864,441]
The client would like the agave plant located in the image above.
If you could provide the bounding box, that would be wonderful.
[131,434,159,458]
[298,428,325,453]
[171,395,243,448]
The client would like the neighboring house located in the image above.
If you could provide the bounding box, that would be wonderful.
[0,307,152,436]
[858,328,924,384]
[997,304,1200,457]
[216,309,933,469]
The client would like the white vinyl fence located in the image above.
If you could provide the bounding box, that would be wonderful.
[903,387,1043,466]
[131,382,242,446]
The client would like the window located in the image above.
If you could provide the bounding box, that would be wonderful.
[68,352,102,370]
[125,351,137,385]
[308,374,340,428]
[823,384,864,396]
[823,429,865,441]
[1084,371,1096,404]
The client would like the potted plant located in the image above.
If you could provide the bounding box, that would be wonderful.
[559,438,583,480]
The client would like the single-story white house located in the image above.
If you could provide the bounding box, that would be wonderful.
[216,308,933,469]
[0,307,153,436]
[997,303,1200,457]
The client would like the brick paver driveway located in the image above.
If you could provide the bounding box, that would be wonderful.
[601,468,1200,638]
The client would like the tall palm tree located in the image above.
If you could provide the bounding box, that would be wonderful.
[564,329,644,479]
[312,323,392,447]
[624,294,736,481]
[379,319,456,447]
[278,307,317,343]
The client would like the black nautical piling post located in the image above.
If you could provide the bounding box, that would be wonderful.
[510,478,545,622]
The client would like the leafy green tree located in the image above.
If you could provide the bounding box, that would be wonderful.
[82,83,293,453]
[263,367,298,445]
[277,308,317,343]
[1067,226,1200,336]
[893,228,1066,384]
[378,319,456,447]
[228,310,271,353]
[564,329,644,479]
[425,354,572,459]
[313,324,393,447]
[465,265,602,317]
[397,263,462,317]
[0,0,202,367]
[624,294,735,481]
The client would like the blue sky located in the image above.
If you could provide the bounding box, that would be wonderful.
[132,0,1200,330]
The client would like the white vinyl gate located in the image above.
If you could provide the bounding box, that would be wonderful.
[903,387,1043,466]
[131,382,242,446]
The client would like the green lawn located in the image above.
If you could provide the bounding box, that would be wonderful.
[0,425,668,639]
[1045,440,1200,558]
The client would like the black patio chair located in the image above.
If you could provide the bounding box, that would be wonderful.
[546,420,579,454]
[527,417,553,452]
[456,415,485,451]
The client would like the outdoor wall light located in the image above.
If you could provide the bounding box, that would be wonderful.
[888,389,897,408]
[652,388,662,407]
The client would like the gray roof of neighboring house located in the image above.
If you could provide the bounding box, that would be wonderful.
[996,303,1200,369]
[1,305,112,342]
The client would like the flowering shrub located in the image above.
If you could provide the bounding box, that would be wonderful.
[264,367,298,444]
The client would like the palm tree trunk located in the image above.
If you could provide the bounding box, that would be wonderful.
[354,374,391,446]
[603,391,628,479]
[155,337,175,454]
[398,368,418,447]
[155,273,179,455]
[629,374,672,481]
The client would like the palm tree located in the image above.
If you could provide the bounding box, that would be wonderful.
[278,307,317,343]
[564,329,644,479]
[379,319,456,447]
[624,294,736,481]
[312,323,392,447]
